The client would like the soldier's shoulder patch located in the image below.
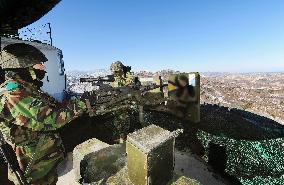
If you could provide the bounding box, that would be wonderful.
[5,82,20,91]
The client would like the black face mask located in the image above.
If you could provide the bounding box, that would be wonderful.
[28,68,46,89]
[33,80,44,89]
[33,69,46,81]
[4,68,44,89]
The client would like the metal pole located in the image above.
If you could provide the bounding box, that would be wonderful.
[47,23,52,46]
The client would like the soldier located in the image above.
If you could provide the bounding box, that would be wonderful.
[0,43,87,185]
[110,61,137,143]
[110,61,136,88]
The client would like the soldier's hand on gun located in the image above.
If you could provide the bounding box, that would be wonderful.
[80,92,97,117]
[84,99,97,117]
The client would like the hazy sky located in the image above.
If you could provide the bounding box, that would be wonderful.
[21,0,284,72]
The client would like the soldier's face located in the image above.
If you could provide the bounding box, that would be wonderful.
[32,62,46,80]
[33,62,46,71]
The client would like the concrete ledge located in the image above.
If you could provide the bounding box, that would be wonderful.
[170,175,200,185]
[73,138,109,183]
[80,143,126,183]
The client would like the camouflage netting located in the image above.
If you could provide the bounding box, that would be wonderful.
[143,105,284,185]
[195,105,284,185]
[197,130,284,185]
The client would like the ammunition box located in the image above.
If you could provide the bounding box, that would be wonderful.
[127,124,175,185]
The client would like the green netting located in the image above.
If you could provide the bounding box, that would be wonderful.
[197,130,284,185]
[239,175,284,185]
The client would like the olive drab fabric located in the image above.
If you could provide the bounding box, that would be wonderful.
[113,108,131,140]
[112,71,135,88]
[0,43,48,69]
[111,71,135,141]
[0,78,87,184]
[110,61,124,72]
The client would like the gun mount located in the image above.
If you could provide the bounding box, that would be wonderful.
[80,73,200,123]
[81,83,168,116]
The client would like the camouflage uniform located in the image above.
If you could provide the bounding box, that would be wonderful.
[110,62,135,142]
[0,78,87,184]
[0,43,87,184]
[112,71,135,88]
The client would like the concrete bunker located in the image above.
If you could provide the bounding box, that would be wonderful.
[70,125,184,185]
[58,104,284,185]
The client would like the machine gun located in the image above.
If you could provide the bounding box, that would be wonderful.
[82,72,200,122]
[80,75,115,83]
[80,66,133,86]
[82,83,167,116]
[0,131,29,185]
[80,75,115,85]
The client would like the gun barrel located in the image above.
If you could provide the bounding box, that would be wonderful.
[80,76,114,83]
[0,132,29,185]
[80,77,98,83]
[141,83,168,91]
[0,145,29,185]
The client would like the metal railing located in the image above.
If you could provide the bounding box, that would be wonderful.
[18,23,53,45]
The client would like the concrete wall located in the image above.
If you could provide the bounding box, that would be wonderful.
[1,37,66,101]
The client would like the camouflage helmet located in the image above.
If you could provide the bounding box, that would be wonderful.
[0,43,47,69]
[110,61,124,72]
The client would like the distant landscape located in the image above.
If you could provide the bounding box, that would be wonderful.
[67,70,284,124]
[200,72,284,124]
